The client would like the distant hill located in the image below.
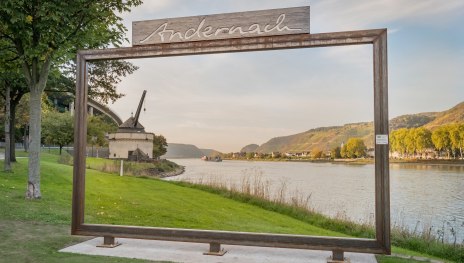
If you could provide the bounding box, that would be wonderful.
[389,112,438,130]
[251,101,464,153]
[424,102,464,130]
[241,144,259,153]
[256,122,374,153]
[162,143,204,159]
[200,148,222,157]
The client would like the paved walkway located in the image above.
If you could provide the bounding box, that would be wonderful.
[60,237,377,263]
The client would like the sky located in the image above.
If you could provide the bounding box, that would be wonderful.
[105,0,464,152]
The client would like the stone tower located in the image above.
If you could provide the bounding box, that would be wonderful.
[108,90,154,160]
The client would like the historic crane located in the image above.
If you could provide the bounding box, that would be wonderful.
[108,90,154,160]
[133,90,146,129]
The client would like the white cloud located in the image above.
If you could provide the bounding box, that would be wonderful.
[311,0,464,32]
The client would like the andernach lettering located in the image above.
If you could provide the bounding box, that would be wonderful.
[139,14,302,44]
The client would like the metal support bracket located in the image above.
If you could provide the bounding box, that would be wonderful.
[97,236,121,248]
[327,250,350,263]
[203,242,227,256]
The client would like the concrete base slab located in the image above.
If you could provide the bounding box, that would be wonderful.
[60,237,377,263]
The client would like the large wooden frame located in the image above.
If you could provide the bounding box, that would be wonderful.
[72,29,390,255]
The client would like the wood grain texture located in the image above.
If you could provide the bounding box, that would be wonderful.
[71,53,88,234]
[133,6,310,45]
[373,30,391,255]
[76,224,386,254]
[83,30,384,61]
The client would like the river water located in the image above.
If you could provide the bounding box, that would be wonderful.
[166,159,464,243]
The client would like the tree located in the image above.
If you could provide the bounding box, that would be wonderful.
[390,128,408,158]
[0,38,30,163]
[87,115,117,147]
[0,75,29,161]
[246,152,255,159]
[414,127,433,158]
[404,128,417,157]
[0,0,142,199]
[55,60,139,104]
[312,148,323,159]
[331,146,342,159]
[342,138,367,158]
[41,111,73,155]
[449,123,464,159]
[432,126,452,159]
[152,134,168,159]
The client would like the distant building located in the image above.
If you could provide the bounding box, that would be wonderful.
[108,117,154,159]
[108,90,154,160]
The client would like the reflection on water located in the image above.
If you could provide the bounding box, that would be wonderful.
[167,159,464,243]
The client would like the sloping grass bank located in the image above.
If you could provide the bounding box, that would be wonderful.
[171,181,462,262]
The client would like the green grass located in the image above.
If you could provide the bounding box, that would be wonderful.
[0,153,340,262]
[168,182,460,262]
[0,220,152,263]
[85,165,342,236]
[169,181,375,237]
[0,154,152,263]
[0,151,459,262]
[376,256,426,263]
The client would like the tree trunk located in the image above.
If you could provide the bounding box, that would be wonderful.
[9,102,17,162]
[26,88,42,199]
[4,84,11,172]
[23,57,51,199]
[59,145,62,155]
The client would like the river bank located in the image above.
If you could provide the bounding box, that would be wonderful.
[169,179,462,262]
[168,158,464,246]
[223,157,464,166]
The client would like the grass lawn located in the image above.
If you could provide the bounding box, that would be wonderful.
[0,152,453,262]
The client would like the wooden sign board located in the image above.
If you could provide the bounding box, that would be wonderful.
[133,6,310,45]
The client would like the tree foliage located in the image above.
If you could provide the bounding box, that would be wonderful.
[41,111,73,155]
[414,127,433,155]
[152,134,168,159]
[431,126,452,158]
[448,123,464,158]
[390,128,408,156]
[87,115,117,147]
[341,138,367,158]
[312,148,323,159]
[390,123,464,159]
[55,60,139,104]
[0,0,142,199]
[331,146,342,159]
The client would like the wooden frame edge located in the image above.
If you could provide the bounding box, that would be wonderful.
[72,29,390,254]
